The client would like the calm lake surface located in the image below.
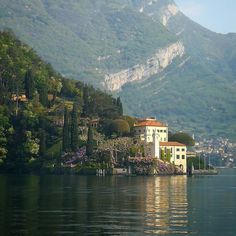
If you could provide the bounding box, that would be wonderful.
[0,169,236,236]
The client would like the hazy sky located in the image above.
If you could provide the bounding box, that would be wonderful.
[174,0,236,34]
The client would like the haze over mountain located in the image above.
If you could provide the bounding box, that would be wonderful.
[0,0,236,139]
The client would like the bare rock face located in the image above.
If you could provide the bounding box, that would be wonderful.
[103,41,185,91]
[161,4,179,26]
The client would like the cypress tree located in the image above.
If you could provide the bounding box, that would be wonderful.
[39,129,46,158]
[24,69,35,99]
[39,85,48,107]
[71,103,79,151]
[62,107,70,152]
[116,97,123,116]
[82,85,89,117]
[86,124,93,157]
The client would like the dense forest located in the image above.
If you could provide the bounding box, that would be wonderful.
[0,31,127,172]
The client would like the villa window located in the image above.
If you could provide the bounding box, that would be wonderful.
[182,155,185,159]
[177,155,180,159]
[177,148,180,151]
[164,130,166,133]
[182,148,185,151]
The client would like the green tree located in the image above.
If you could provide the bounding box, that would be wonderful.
[39,85,48,107]
[110,119,130,137]
[24,69,35,99]
[160,149,165,160]
[86,124,93,157]
[62,107,70,152]
[116,97,123,116]
[0,127,8,161]
[166,149,171,162]
[169,132,195,146]
[0,107,10,161]
[71,103,79,151]
[23,131,40,160]
[82,85,90,117]
[39,129,46,158]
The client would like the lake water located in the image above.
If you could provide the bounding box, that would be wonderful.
[0,169,236,235]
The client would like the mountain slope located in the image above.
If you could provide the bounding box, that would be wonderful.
[0,0,236,139]
[119,1,236,139]
[0,0,176,85]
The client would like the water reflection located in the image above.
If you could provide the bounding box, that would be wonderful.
[0,175,189,235]
[1,172,236,235]
[145,176,188,235]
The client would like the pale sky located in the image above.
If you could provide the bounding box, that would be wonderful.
[174,0,236,34]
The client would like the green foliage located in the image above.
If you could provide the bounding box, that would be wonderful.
[110,119,130,137]
[86,125,94,157]
[160,149,165,161]
[24,69,35,99]
[187,156,205,170]
[82,85,90,117]
[129,144,144,157]
[71,103,79,151]
[39,128,46,158]
[81,84,121,119]
[160,148,171,162]
[0,0,175,81]
[39,85,48,107]
[0,106,10,159]
[62,107,70,152]
[166,149,171,162]
[0,30,124,172]
[116,97,123,116]
[169,132,195,146]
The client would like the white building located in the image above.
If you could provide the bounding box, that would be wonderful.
[160,142,187,173]
[134,118,187,173]
[134,118,168,142]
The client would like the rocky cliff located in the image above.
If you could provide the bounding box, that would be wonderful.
[103,41,184,91]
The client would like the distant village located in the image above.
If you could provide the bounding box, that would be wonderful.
[194,137,236,167]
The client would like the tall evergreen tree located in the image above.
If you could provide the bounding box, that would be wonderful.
[39,128,46,158]
[24,69,35,99]
[116,97,123,116]
[39,85,48,107]
[86,124,93,157]
[82,85,90,117]
[71,103,79,151]
[62,107,70,152]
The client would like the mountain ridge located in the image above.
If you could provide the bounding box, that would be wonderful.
[0,0,236,139]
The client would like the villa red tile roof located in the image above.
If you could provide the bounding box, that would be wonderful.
[134,120,167,127]
[160,142,186,147]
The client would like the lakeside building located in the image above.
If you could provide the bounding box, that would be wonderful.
[134,117,187,173]
[160,142,187,173]
[134,117,168,142]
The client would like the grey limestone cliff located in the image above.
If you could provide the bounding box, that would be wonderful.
[103,41,184,91]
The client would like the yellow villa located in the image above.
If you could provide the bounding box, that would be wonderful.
[160,142,187,173]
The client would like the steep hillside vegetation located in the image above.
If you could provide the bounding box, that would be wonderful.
[0,31,123,171]
[0,0,176,85]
